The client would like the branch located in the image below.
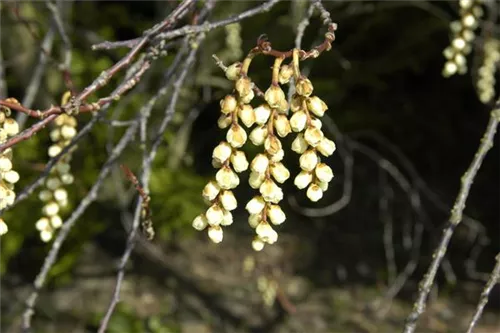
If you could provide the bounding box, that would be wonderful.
[402,103,500,333]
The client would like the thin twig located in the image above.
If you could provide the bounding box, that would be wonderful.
[402,104,500,333]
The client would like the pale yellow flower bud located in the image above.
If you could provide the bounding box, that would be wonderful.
[307,184,323,202]
[246,196,266,214]
[236,77,252,98]
[248,214,261,228]
[295,77,313,97]
[264,136,282,155]
[216,166,239,189]
[240,89,255,104]
[299,150,318,171]
[36,217,50,231]
[50,215,63,228]
[318,181,329,192]
[61,174,74,185]
[256,222,278,244]
[231,150,249,173]
[218,114,232,129]
[0,156,12,172]
[220,190,237,211]
[0,129,7,143]
[203,181,220,201]
[3,119,19,136]
[274,115,291,137]
[277,98,289,114]
[270,162,290,183]
[238,104,255,127]
[4,189,14,206]
[212,141,232,164]
[225,62,241,81]
[267,205,286,225]
[310,118,322,129]
[220,95,238,114]
[278,64,294,84]
[260,179,283,203]
[294,171,313,189]
[270,149,284,162]
[50,129,61,143]
[290,111,307,132]
[251,153,269,174]
[221,210,233,226]
[48,145,62,158]
[46,177,61,190]
[39,190,52,201]
[252,237,265,251]
[304,126,324,147]
[208,226,223,243]
[192,214,208,230]
[249,171,266,189]
[0,218,7,235]
[2,148,12,160]
[53,188,68,202]
[265,85,286,108]
[317,138,336,157]
[61,125,76,139]
[306,96,328,117]
[227,124,247,148]
[315,163,334,183]
[206,204,224,226]
[249,126,268,146]
[254,104,271,125]
[40,230,53,242]
[290,94,303,112]
[43,201,60,216]
[291,134,308,154]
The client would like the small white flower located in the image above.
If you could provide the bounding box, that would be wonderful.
[50,215,63,229]
[221,210,233,226]
[294,171,313,189]
[208,226,223,243]
[216,166,239,189]
[231,150,249,173]
[43,201,60,217]
[238,104,255,127]
[192,214,208,230]
[220,95,238,114]
[265,85,286,108]
[306,184,323,202]
[291,134,308,154]
[206,204,224,226]
[254,104,272,125]
[256,222,278,244]
[202,181,220,201]
[3,119,19,136]
[315,163,334,183]
[246,196,266,214]
[227,124,247,148]
[260,179,283,203]
[274,115,291,137]
[220,190,237,211]
[36,217,50,231]
[306,96,328,117]
[290,111,307,132]
[270,149,284,162]
[299,150,318,172]
[249,171,266,189]
[218,114,232,129]
[61,125,77,139]
[317,138,336,157]
[252,237,265,251]
[248,214,261,228]
[40,230,53,242]
[249,126,268,146]
[0,156,12,172]
[304,127,324,147]
[53,188,68,202]
[0,218,7,235]
[267,205,286,225]
[48,144,62,158]
[270,162,290,183]
[251,154,269,174]
[264,135,282,155]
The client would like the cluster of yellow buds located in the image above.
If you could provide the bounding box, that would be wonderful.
[194,30,337,250]
[0,100,21,236]
[477,38,500,103]
[36,93,77,242]
[442,0,484,77]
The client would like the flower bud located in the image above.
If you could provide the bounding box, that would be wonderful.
[256,222,278,244]
[61,125,76,139]
[248,214,261,228]
[317,138,336,157]
[40,230,53,242]
[36,217,50,231]
[216,166,239,189]
[291,134,308,154]
[212,141,232,164]
[249,171,266,189]
[294,171,313,189]
[236,77,252,99]
[295,77,313,97]
[220,190,237,211]
[43,201,59,216]
[206,204,224,226]
[3,119,19,136]
[310,117,322,129]
[299,150,318,171]
[192,214,208,230]
[240,89,255,104]
[203,181,220,201]
[290,94,303,112]
[270,149,284,162]
[50,215,63,229]
[217,114,232,129]
[265,85,286,108]
[260,179,283,203]
[279,64,294,84]
[251,154,269,174]
[254,104,271,125]
[315,163,334,183]
[304,126,324,147]
[267,205,286,225]
[221,210,233,226]
[4,189,15,206]
[249,126,268,146]
[50,129,60,142]
[306,96,328,117]
[208,226,223,243]
[277,98,289,114]
[274,115,291,137]
[220,95,238,114]
[48,145,62,158]
[0,156,12,172]
[225,62,241,81]
[252,237,265,251]
[227,124,247,148]
[53,188,68,202]
[318,181,329,192]
[270,162,290,183]
[238,104,255,127]
[290,111,307,132]
[231,150,249,173]
[306,184,323,202]
[264,136,282,155]
[246,196,266,214]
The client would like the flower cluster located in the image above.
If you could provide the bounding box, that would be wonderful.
[442,0,484,77]
[477,38,500,104]
[36,113,77,242]
[0,100,21,236]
